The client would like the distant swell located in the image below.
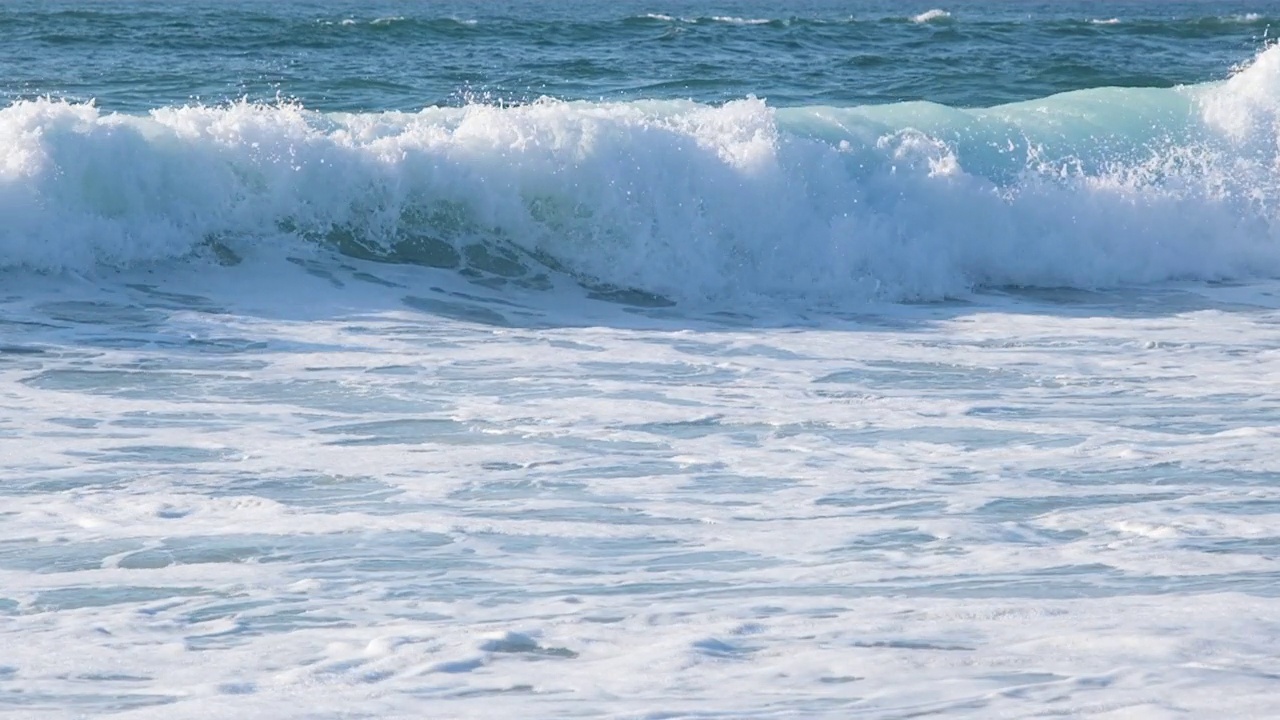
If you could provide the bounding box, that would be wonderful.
[4,46,1280,303]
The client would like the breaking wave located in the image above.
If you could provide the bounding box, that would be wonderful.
[5,46,1280,303]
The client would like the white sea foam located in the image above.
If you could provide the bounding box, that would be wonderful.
[1089,18,1121,25]
[639,14,774,25]
[320,16,425,27]
[641,13,683,22]
[2,258,1278,718]
[5,9,1280,720]
[708,16,775,25]
[4,49,1280,720]
[4,46,1280,303]
[912,9,952,23]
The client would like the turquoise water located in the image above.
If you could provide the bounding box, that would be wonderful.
[3,2,1280,719]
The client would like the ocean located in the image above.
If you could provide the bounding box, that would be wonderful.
[2,1,1280,717]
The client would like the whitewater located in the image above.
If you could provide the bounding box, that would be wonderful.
[3,1,1280,718]
[8,45,1280,300]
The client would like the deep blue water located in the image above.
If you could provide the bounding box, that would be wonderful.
[1,0,1273,111]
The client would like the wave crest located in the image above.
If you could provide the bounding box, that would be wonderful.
[911,9,952,24]
[5,46,1280,303]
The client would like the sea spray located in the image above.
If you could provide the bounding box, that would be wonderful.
[4,46,1280,302]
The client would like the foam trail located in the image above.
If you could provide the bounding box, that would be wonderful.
[4,46,1280,303]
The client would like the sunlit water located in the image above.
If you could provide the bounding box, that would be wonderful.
[3,1,1280,718]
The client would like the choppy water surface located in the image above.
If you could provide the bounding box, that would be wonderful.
[0,0,1275,109]
[3,1,1280,718]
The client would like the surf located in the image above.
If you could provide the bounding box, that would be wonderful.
[4,45,1280,304]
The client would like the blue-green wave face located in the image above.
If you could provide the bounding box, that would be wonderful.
[2,0,1280,303]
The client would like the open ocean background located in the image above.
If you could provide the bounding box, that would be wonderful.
[3,1,1280,717]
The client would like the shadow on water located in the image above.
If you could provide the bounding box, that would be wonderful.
[274,230,1280,323]
[2,235,1278,356]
